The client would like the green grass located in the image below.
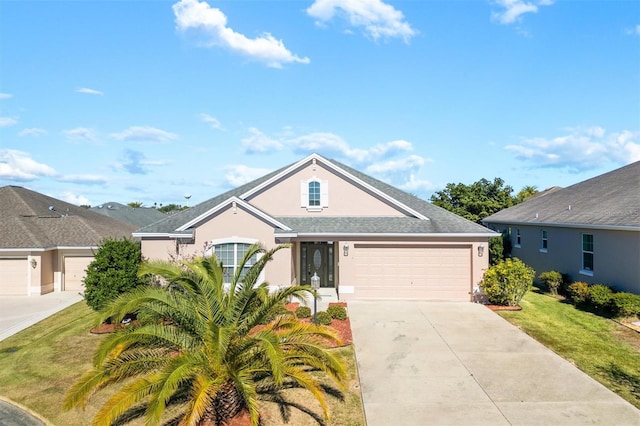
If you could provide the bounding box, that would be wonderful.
[0,302,365,425]
[498,290,640,408]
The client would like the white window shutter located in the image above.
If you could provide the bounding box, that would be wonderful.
[300,180,308,207]
[321,180,329,207]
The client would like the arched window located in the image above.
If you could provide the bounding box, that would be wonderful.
[207,241,258,283]
[308,180,321,207]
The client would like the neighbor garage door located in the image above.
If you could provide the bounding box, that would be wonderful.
[353,244,471,300]
[0,258,28,295]
[64,256,93,292]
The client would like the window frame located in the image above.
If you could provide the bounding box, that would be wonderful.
[204,238,264,284]
[540,229,548,253]
[300,178,328,211]
[514,228,522,248]
[580,233,594,276]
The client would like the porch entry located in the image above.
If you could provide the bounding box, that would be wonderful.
[300,242,335,288]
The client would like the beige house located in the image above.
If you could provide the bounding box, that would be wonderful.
[135,154,497,301]
[0,186,136,296]
[484,161,639,295]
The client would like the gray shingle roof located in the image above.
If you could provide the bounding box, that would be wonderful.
[90,202,167,228]
[483,161,640,229]
[0,186,137,249]
[136,154,495,236]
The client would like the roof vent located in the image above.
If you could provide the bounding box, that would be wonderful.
[535,212,539,219]
[568,205,571,211]
[48,206,56,211]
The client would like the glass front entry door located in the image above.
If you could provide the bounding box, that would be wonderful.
[300,242,335,288]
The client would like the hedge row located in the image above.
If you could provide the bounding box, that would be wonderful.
[565,281,640,318]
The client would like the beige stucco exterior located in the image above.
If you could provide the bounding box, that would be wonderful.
[249,162,405,217]
[137,154,496,301]
[0,247,97,296]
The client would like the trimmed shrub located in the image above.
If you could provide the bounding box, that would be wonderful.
[259,302,292,325]
[327,305,348,320]
[84,238,147,312]
[568,282,590,305]
[589,284,614,311]
[295,306,312,319]
[538,270,563,296]
[611,292,640,318]
[315,311,332,325]
[479,258,535,306]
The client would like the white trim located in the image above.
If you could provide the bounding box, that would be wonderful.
[579,269,594,277]
[175,197,292,232]
[0,246,98,252]
[131,232,193,238]
[539,249,548,253]
[275,232,500,238]
[484,220,639,232]
[240,153,430,221]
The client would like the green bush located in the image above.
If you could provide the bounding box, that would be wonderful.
[327,305,348,320]
[568,282,590,305]
[259,302,292,324]
[84,238,147,312]
[611,292,640,318]
[295,306,312,319]
[479,258,535,306]
[589,284,614,311]
[315,311,332,325]
[538,270,563,296]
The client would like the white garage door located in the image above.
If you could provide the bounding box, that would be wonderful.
[353,244,471,301]
[64,256,93,292]
[0,258,29,295]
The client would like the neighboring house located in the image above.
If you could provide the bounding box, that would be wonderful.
[134,154,498,301]
[90,202,166,228]
[483,161,639,295]
[0,186,136,296]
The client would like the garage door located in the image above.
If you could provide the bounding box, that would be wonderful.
[0,258,28,295]
[353,245,471,300]
[64,256,93,292]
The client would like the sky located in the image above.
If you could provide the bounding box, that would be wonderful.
[1,0,639,207]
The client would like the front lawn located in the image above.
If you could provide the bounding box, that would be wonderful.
[0,302,365,425]
[497,290,640,408]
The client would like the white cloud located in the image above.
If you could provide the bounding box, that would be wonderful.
[505,126,640,171]
[172,0,309,68]
[223,164,272,187]
[242,127,284,154]
[0,93,13,99]
[307,0,416,42]
[60,191,91,206]
[58,174,108,185]
[63,127,98,142]
[366,154,426,174]
[19,128,47,137]
[75,87,104,95]
[289,132,351,157]
[199,113,223,130]
[0,149,57,181]
[399,174,437,193]
[0,117,18,127]
[625,24,640,36]
[112,149,168,175]
[110,126,178,143]
[491,0,553,25]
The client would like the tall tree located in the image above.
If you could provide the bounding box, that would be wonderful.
[515,185,539,203]
[64,243,346,426]
[430,177,515,224]
[127,201,143,208]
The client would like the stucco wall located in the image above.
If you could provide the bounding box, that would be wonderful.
[248,162,404,217]
[496,224,639,294]
[40,250,54,294]
[141,206,293,286]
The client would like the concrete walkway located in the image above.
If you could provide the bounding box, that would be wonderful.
[349,301,640,426]
[0,292,83,341]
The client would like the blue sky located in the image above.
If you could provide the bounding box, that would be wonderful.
[1,0,638,207]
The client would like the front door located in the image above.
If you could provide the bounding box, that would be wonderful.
[300,242,335,288]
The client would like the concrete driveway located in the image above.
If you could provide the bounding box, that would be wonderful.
[349,301,640,426]
[0,292,83,341]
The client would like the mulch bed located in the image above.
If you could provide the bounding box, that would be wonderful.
[91,303,354,347]
[485,304,522,311]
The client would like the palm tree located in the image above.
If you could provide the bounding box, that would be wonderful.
[63,243,346,426]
